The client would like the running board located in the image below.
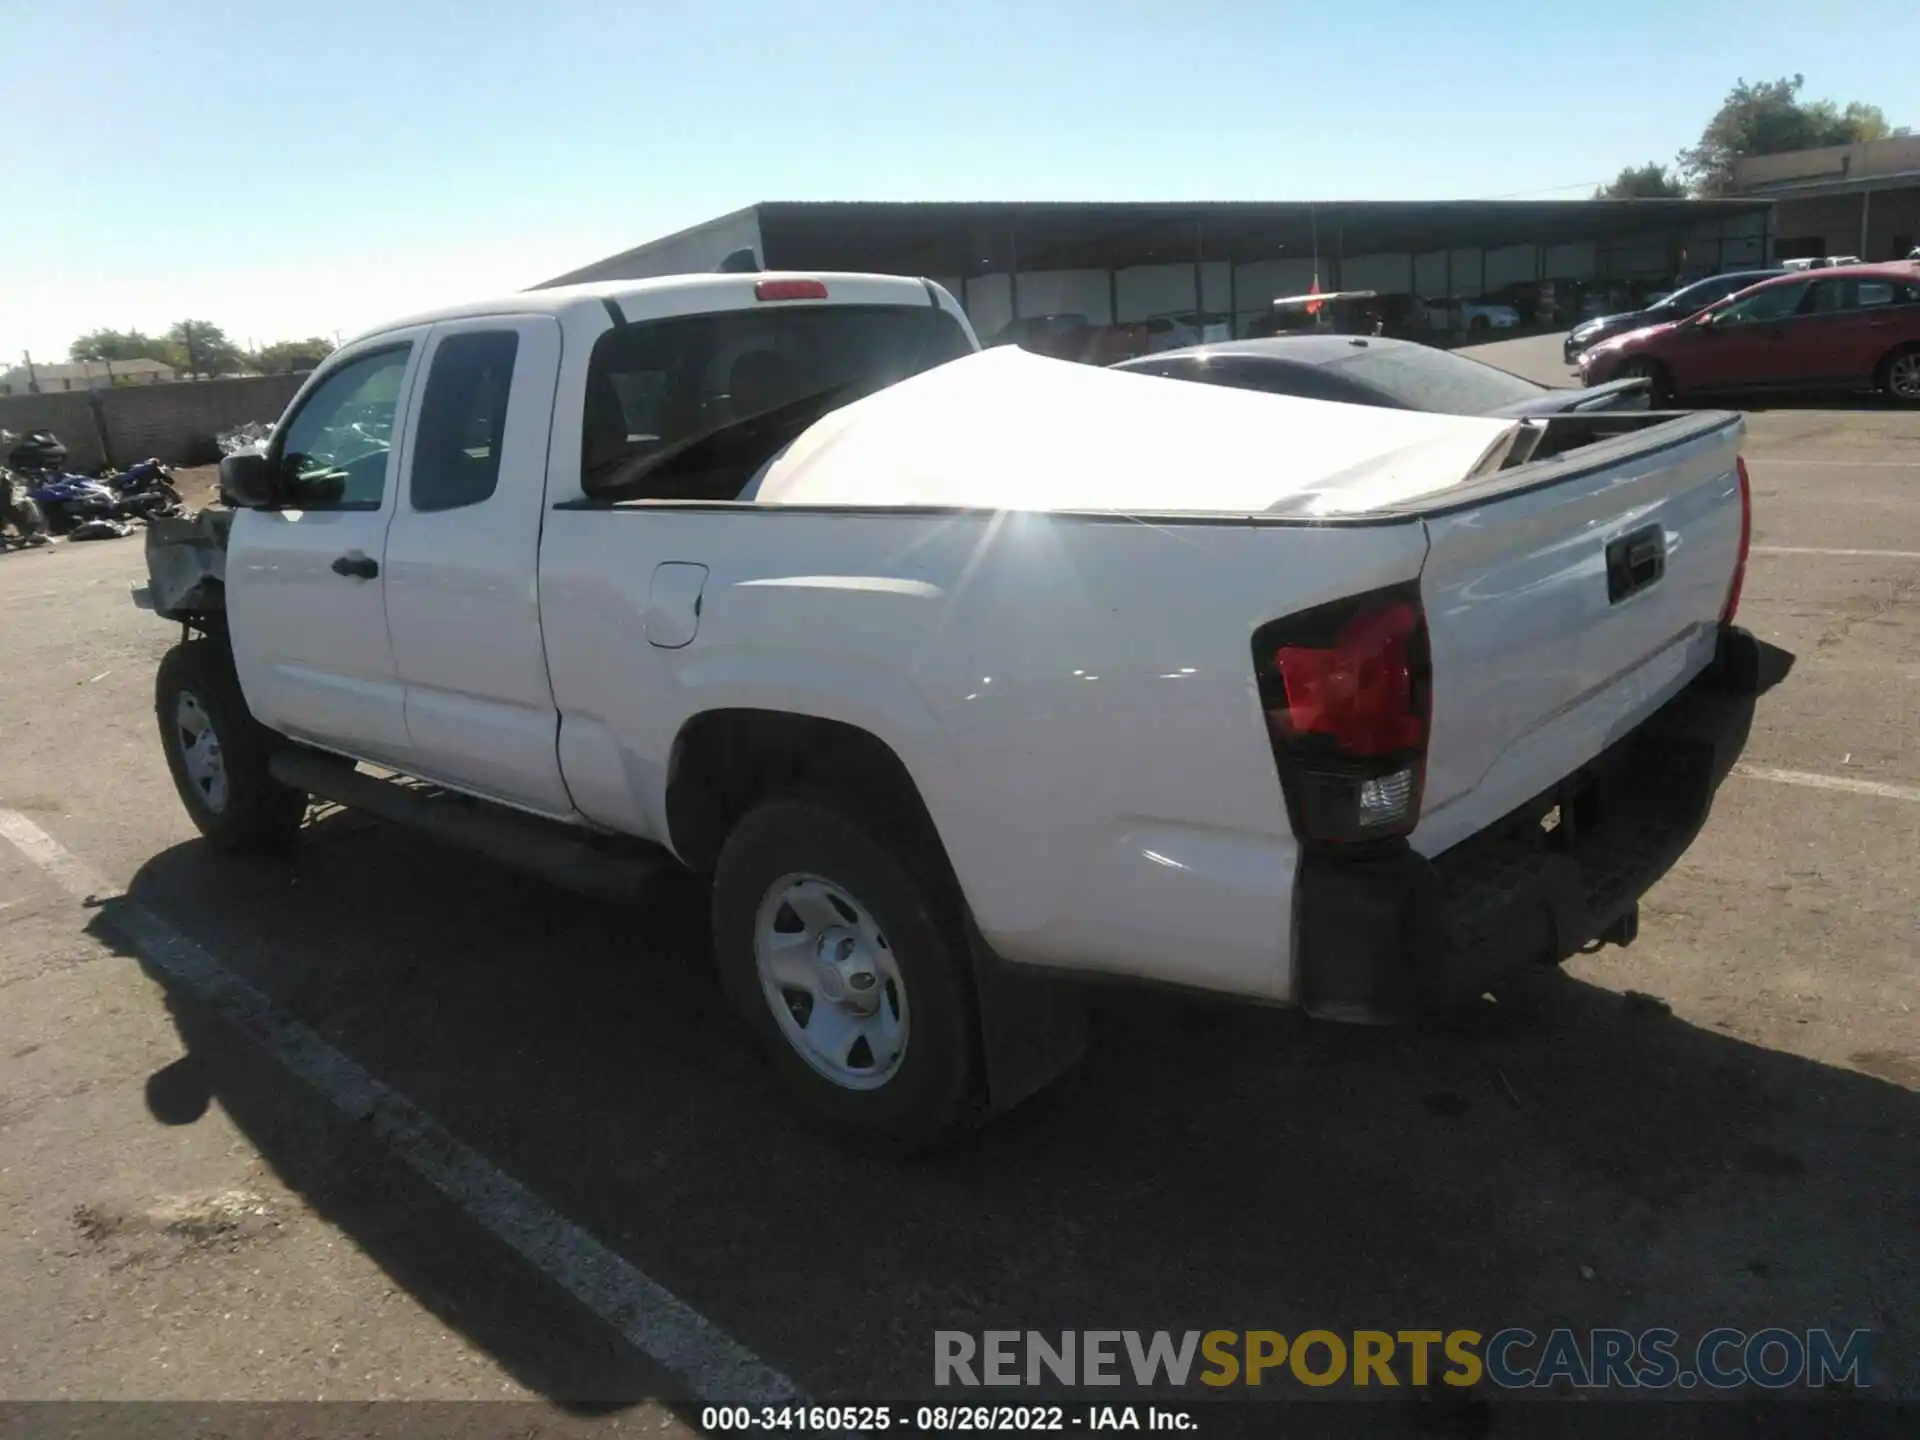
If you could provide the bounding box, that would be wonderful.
[268,749,677,903]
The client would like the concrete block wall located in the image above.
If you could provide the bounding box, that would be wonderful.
[0,374,307,471]
[0,391,109,469]
[101,374,307,466]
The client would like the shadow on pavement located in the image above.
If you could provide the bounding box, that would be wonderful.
[80,800,1917,1432]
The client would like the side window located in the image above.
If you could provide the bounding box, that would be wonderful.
[1855,281,1898,309]
[274,345,412,508]
[1717,284,1805,326]
[410,330,520,512]
[1801,279,1847,315]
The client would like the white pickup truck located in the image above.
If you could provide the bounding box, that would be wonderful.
[141,268,1759,1153]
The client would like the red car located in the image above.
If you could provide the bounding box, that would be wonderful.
[1577,261,1920,407]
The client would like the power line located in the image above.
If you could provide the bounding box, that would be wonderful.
[1473,180,1608,200]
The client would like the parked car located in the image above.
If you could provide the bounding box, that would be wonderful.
[1578,261,1920,407]
[987,314,1150,365]
[1563,269,1788,365]
[986,313,1091,359]
[1421,297,1520,334]
[1781,255,1861,271]
[140,268,1758,1153]
[1116,335,1650,416]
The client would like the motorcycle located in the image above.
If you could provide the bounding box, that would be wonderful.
[9,432,185,533]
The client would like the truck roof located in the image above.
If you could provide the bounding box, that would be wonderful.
[350,270,943,346]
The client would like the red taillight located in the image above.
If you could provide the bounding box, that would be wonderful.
[1274,601,1426,756]
[1723,454,1752,624]
[1254,588,1431,845]
[755,279,828,302]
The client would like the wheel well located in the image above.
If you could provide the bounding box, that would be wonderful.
[1877,341,1920,382]
[666,709,954,882]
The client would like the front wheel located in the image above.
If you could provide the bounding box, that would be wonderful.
[1617,358,1674,408]
[710,798,979,1155]
[1881,346,1920,407]
[156,641,308,852]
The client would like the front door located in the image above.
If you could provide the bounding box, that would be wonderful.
[227,334,424,763]
[1679,279,1807,393]
[380,315,572,815]
[1778,276,1855,387]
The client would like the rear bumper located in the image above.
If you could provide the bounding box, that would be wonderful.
[1293,626,1759,1023]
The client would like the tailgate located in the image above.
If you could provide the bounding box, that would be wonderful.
[1412,414,1746,857]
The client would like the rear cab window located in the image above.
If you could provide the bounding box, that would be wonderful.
[582,302,973,502]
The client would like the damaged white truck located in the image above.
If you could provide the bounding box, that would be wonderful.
[140,269,1759,1152]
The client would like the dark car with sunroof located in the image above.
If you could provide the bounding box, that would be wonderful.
[1115,334,1648,417]
[1563,269,1786,365]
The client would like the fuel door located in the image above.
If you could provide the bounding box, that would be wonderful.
[645,562,709,649]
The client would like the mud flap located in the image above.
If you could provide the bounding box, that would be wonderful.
[965,923,1090,1115]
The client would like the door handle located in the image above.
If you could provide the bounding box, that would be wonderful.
[331,553,379,580]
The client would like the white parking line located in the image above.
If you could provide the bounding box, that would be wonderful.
[1752,545,1920,560]
[0,807,805,1409]
[1753,459,1920,469]
[1732,765,1920,804]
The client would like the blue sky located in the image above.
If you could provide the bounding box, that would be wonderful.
[5,0,1914,360]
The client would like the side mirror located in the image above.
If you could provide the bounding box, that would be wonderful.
[218,450,281,508]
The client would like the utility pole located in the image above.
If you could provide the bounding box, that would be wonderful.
[22,350,39,394]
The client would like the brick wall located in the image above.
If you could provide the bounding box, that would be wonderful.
[0,373,308,471]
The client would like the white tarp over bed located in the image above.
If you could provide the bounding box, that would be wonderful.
[752,347,1525,517]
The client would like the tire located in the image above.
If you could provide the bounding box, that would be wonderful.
[155,641,308,852]
[710,797,979,1156]
[1880,345,1920,407]
[1618,358,1674,408]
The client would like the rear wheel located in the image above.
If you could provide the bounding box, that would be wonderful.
[156,641,308,852]
[1617,358,1674,408]
[1881,346,1920,407]
[711,798,979,1155]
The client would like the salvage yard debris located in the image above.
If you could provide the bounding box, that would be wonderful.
[216,421,274,456]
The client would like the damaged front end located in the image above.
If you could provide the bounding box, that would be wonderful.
[134,509,232,633]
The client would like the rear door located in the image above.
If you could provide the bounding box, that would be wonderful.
[1412,416,1745,856]
[381,314,571,815]
[227,334,424,762]
[1825,275,1920,384]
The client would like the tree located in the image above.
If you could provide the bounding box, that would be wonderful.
[69,328,174,365]
[166,320,250,378]
[251,337,336,374]
[1678,75,1899,195]
[1596,163,1686,199]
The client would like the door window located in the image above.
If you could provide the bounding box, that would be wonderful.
[1714,283,1806,327]
[274,345,413,508]
[1799,279,1847,316]
[410,330,520,512]
[1854,280,1920,309]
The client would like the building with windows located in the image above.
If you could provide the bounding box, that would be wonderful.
[538,198,1774,340]
[0,358,175,396]
[1733,135,1920,264]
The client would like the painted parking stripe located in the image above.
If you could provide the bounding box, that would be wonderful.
[0,807,806,1409]
[1752,545,1920,560]
[1752,458,1920,468]
[1732,765,1920,804]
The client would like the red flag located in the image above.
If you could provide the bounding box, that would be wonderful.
[1305,276,1323,318]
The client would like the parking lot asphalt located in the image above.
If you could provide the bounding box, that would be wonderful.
[1,351,1916,1433]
